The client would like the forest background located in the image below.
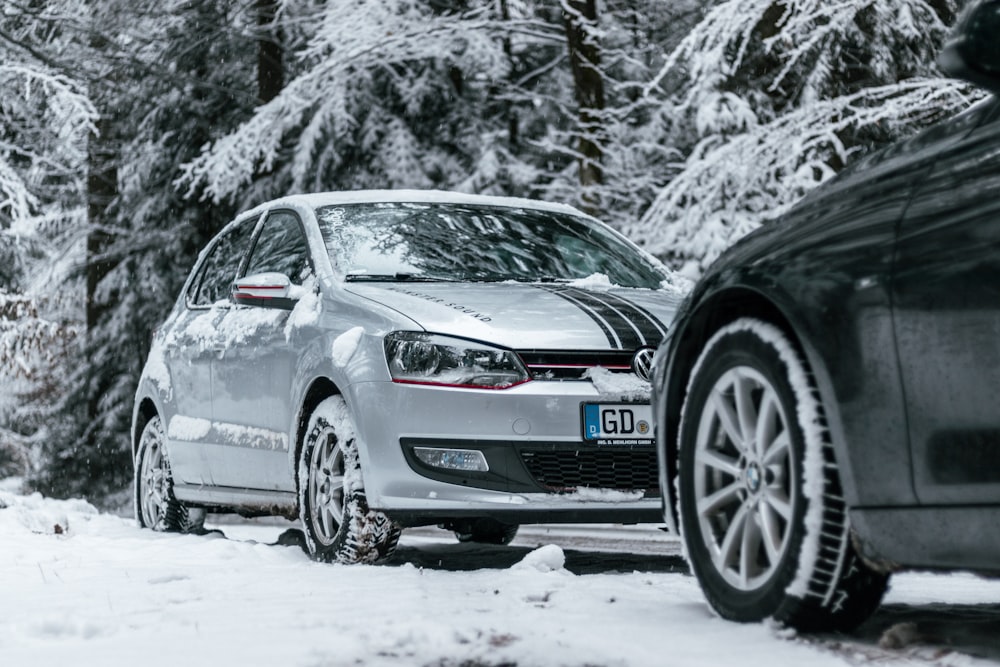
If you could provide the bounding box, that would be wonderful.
[0,0,981,504]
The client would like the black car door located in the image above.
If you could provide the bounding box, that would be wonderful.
[893,99,1000,505]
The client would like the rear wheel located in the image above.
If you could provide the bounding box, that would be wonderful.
[298,396,401,564]
[678,319,888,631]
[134,415,205,533]
[454,519,519,545]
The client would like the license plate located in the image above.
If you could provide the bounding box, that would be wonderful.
[582,403,653,445]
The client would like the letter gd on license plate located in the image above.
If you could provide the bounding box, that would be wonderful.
[582,403,653,446]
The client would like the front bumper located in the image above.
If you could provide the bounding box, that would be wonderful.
[347,378,661,526]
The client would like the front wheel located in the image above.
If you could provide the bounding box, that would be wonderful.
[298,396,401,564]
[134,415,205,533]
[678,319,888,631]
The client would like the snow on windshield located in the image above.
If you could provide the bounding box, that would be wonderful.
[316,202,667,288]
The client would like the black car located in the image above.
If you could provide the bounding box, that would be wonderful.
[652,0,1000,631]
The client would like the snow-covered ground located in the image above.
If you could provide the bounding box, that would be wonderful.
[2,482,999,667]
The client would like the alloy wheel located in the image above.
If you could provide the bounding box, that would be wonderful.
[693,365,797,591]
[307,430,346,545]
[139,423,171,529]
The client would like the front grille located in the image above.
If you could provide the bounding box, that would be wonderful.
[517,350,635,380]
[520,448,659,495]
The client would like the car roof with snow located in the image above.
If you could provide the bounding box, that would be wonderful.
[238,189,594,222]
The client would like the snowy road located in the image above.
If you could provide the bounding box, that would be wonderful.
[2,489,999,667]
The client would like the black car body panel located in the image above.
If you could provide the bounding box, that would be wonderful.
[653,3,1000,628]
[654,94,1000,571]
[893,100,1000,507]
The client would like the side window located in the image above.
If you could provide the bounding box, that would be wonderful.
[187,216,258,307]
[244,211,312,284]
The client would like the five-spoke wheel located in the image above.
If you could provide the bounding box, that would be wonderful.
[692,365,796,592]
[305,428,346,547]
[134,415,205,533]
[298,396,401,563]
[678,319,888,630]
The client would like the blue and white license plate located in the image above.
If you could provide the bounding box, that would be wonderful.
[582,403,654,445]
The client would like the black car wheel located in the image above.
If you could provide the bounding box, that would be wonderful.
[134,415,205,533]
[454,519,520,545]
[298,396,401,564]
[678,318,887,631]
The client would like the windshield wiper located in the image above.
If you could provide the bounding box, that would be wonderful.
[452,272,539,283]
[344,273,456,282]
[345,272,574,284]
[476,275,571,284]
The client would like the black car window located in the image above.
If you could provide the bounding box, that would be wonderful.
[244,210,312,284]
[187,216,258,307]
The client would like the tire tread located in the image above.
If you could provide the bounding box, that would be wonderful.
[679,319,888,632]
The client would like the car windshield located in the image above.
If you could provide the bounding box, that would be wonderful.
[315,202,665,289]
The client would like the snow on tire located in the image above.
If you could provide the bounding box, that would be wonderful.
[677,318,888,631]
[298,396,401,564]
[134,415,206,533]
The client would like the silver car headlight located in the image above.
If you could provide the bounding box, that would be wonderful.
[384,332,530,389]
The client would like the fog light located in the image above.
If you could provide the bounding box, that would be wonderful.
[414,447,489,472]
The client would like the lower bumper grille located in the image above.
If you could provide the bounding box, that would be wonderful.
[520,448,660,496]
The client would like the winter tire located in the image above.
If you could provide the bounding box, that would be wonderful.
[678,318,888,631]
[454,519,520,545]
[134,415,206,533]
[298,396,401,564]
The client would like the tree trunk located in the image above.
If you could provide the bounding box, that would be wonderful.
[563,0,605,203]
[85,113,117,422]
[499,0,519,147]
[257,0,283,103]
[85,115,116,334]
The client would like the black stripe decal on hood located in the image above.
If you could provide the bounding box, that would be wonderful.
[541,286,668,350]
[595,290,669,340]
[546,287,621,348]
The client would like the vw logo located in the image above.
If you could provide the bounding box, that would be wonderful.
[631,347,656,382]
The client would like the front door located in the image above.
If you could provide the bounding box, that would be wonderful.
[893,101,1000,505]
[165,215,259,486]
[207,210,316,491]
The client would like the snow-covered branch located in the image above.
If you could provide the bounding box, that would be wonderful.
[631,78,981,274]
[0,64,96,228]
[177,2,527,203]
[643,0,771,104]
[645,0,954,110]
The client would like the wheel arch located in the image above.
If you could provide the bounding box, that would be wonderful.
[662,285,852,516]
[291,376,344,492]
[132,397,159,459]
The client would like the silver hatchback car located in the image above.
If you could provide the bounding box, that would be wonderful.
[132,191,680,563]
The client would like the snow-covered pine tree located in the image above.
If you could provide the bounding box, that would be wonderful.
[178,0,529,204]
[0,1,95,481]
[177,0,713,228]
[536,0,706,225]
[33,0,265,500]
[628,0,981,276]
[0,288,79,479]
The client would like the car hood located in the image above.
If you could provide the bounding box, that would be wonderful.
[345,282,680,351]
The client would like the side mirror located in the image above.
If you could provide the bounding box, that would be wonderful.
[939,0,1000,93]
[232,272,299,310]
